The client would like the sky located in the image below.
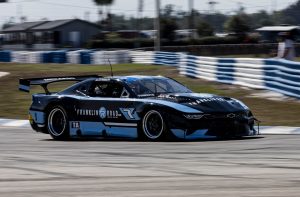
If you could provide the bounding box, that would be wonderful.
[0,0,298,25]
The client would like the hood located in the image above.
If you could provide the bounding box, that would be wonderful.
[157,93,248,113]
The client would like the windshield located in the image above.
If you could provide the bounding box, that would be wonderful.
[126,77,193,97]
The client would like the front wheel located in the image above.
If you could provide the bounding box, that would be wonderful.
[141,110,166,141]
[47,106,69,140]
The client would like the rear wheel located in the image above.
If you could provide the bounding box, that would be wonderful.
[47,106,69,140]
[141,110,166,141]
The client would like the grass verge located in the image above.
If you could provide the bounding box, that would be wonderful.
[0,63,300,126]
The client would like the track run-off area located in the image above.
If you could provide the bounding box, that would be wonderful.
[1,126,300,197]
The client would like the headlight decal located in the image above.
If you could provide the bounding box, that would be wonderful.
[184,114,204,119]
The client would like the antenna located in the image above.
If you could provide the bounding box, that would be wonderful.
[107,58,113,77]
[104,52,113,77]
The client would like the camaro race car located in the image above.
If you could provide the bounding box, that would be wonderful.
[19,75,259,141]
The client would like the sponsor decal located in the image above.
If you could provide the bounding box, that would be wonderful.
[71,122,80,129]
[76,107,122,119]
[95,78,111,82]
[44,77,75,81]
[139,94,155,98]
[76,109,100,116]
[105,109,122,119]
[120,108,140,120]
[99,107,107,119]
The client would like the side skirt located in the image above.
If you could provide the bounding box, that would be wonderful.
[69,121,138,139]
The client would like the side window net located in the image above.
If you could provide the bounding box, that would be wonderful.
[90,82,125,98]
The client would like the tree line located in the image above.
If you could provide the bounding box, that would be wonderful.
[2,0,300,42]
[93,0,300,41]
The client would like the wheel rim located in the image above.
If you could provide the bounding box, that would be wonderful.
[48,108,66,137]
[142,110,164,139]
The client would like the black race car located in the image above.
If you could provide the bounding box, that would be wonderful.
[19,75,259,141]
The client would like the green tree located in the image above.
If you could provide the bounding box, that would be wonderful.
[93,0,114,6]
[160,4,178,41]
[249,10,274,29]
[161,4,176,18]
[224,14,251,34]
[281,0,300,25]
[197,21,214,37]
[93,0,114,24]
[160,18,178,41]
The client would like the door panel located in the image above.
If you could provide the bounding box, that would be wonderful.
[72,80,140,137]
[74,98,139,137]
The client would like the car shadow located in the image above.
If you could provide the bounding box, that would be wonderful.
[40,136,264,143]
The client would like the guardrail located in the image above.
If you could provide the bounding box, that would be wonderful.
[130,51,184,66]
[0,50,130,65]
[1,49,299,99]
[130,50,300,99]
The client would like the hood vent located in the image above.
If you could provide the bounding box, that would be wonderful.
[158,94,195,103]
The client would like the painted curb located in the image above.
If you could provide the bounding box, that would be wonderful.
[0,72,9,78]
[0,119,30,128]
[0,119,300,135]
[260,126,300,135]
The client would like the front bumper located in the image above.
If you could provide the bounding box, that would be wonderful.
[168,111,259,139]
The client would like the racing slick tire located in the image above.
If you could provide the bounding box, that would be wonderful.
[140,110,167,141]
[47,106,69,140]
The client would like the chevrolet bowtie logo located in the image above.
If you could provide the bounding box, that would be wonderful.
[227,113,236,118]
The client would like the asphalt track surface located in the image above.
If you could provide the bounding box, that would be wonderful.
[1,127,300,197]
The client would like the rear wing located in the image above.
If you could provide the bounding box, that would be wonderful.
[19,75,100,94]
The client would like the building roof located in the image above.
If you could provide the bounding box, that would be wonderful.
[256,26,300,32]
[2,21,47,32]
[1,19,100,33]
[31,19,76,31]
